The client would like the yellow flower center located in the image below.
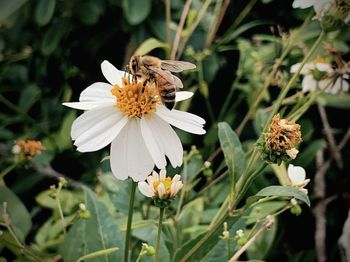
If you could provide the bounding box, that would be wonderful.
[312,56,329,65]
[111,77,160,118]
[153,177,172,195]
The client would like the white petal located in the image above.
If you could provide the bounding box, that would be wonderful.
[144,115,183,167]
[301,75,317,93]
[138,182,155,198]
[63,101,114,110]
[159,170,166,180]
[110,118,154,181]
[140,117,167,170]
[175,91,193,102]
[101,60,125,86]
[152,170,159,181]
[79,82,115,102]
[315,63,333,73]
[288,164,306,186]
[292,0,314,9]
[155,105,206,135]
[172,174,181,183]
[290,62,312,75]
[71,106,128,152]
[158,183,166,199]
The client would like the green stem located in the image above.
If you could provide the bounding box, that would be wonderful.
[0,163,17,180]
[154,208,165,262]
[261,30,326,133]
[232,0,258,28]
[124,181,137,262]
[227,237,231,260]
[56,196,66,235]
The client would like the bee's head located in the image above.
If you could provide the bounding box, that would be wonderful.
[129,55,140,74]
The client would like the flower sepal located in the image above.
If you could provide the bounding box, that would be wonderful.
[153,197,176,209]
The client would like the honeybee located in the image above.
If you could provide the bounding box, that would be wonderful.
[128,55,196,109]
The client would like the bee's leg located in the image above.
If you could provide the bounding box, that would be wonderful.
[142,78,149,93]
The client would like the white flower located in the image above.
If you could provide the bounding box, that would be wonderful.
[138,170,183,199]
[288,164,310,194]
[292,0,350,23]
[290,60,349,94]
[63,61,205,182]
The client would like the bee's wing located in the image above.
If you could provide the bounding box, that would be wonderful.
[160,60,196,72]
[172,74,183,89]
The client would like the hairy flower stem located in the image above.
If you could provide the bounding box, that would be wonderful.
[154,208,165,262]
[124,181,137,262]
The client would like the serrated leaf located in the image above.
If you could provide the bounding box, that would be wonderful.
[134,38,169,56]
[35,0,55,26]
[218,122,246,185]
[0,183,32,242]
[122,0,151,25]
[60,187,123,261]
[256,186,310,206]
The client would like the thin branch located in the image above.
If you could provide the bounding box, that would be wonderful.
[170,0,192,60]
[318,104,343,168]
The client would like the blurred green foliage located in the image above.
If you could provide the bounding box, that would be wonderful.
[0,0,350,261]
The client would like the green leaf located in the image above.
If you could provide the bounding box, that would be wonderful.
[55,111,76,152]
[41,20,68,55]
[18,84,40,112]
[36,189,83,213]
[60,187,123,261]
[0,183,32,242]
[218,122,246,185]
[122,0,151,25]
[134,38,169,56]
[294,139,326,167]
[247,219,278,259]
[0,0,28,22]
[74,1,101,25]
[256,186,310,206]
[35,0,56,26]
[317,93,350,109]
[173,216,241,262]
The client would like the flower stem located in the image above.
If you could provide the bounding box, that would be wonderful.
[261,30,326,133]
[124,181,137,262]
[0,163,17,180]
[154,207,165,262]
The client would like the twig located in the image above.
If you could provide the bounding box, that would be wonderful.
[33,164,83,188]
[229,216,275,261]
[263,92,304,112]
[170,0,192,60]
[205,0,230,48]
[318,104,343,168]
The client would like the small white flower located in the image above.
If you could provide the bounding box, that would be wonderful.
[63,61,205,182]
[292,0,350,22]
[290,60,349,94]
[138,170,183,199]
[288,164,310,194]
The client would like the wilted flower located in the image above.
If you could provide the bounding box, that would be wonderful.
[13,139,43,160]
[138,170,183,198]
[63,61,205,182]
[291,58,349,94]
[288,164,310,194]
[261,114,302,164]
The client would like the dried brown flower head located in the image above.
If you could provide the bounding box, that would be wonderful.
[267,114,302,154]
[13,139,43,160]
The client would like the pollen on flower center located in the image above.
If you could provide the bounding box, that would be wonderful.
[111,77,160,118]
